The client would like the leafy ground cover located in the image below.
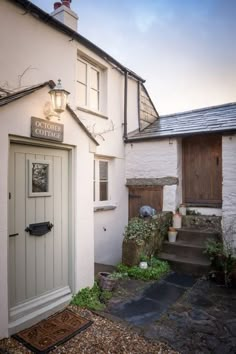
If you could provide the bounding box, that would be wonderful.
[71,258,170,311]
[116,257,170,281]
[71,282,112,311]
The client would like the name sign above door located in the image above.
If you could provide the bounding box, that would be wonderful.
[31,117,64,142]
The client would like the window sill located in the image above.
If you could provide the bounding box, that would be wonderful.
[94,205,117,212]
[77,106,108,120]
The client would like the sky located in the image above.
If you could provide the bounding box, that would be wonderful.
[31,0,236,114]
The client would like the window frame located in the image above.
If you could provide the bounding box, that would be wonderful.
[93,158,111,206]
[77,57,101,113]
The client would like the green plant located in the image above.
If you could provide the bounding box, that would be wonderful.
[71,282,111,310]
[123,217,156,245]
[140,253,149,262]
[108,272,125,280]
[204,238,236,286]
[123,214,172,250]
[99,290,113,303]
[116,257,170,281]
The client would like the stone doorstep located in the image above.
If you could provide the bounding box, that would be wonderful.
[162,240,209,260]
[176,228,220,246]
[158,252,211,276]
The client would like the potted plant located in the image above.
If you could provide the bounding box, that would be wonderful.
[173,208,182,229]
[168,227,178,243]
[97,272,118,291]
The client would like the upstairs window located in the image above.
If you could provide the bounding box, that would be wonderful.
[77,58,100,112]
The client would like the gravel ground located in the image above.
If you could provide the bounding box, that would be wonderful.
[0,306,178,354]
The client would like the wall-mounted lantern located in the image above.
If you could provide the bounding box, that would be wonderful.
[49,79,70,114]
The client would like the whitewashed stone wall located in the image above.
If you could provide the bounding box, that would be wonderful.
[222,134,236,253]
[125,139,181,211]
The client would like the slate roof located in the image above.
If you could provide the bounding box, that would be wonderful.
[0,81,55,107]
[9,0,145,83]
[127,102,236,142]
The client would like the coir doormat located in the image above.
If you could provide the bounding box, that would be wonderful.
[13,309,93,353]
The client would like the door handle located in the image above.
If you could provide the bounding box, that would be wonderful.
[9,233,19,238]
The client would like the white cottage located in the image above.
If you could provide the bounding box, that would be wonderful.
[125,103,236,252]
[0,0,157,337]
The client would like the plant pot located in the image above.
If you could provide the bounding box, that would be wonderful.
[98,272,117,291]
[139,261,148,269]
[173,213,182,229]
[168,230,177,243]
[179,205,186,216]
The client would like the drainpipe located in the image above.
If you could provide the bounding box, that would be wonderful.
[123,71,128,141]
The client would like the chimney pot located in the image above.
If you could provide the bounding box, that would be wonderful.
[54,2,62,10]
[51,0,78,32]
[62,0,71,8]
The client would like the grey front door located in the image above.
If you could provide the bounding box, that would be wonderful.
[9,144,70,309]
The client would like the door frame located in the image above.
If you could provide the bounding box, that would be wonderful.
[8,136,75,330]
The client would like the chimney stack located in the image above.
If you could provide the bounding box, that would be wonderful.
[51,0,78,32]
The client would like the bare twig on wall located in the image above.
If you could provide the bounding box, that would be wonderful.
[17,65,37,88]
[0,66,38,97]
[81,119,115,141]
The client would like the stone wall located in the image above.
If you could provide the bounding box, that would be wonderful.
[222,134,236,253]
[122,212,172,266]
[125,139,180,212]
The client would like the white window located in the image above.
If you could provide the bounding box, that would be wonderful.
[77,58,101,112]
[94,159,110,203]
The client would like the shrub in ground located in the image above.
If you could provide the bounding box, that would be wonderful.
[71,282,112,311]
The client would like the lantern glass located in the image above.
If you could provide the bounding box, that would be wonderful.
[49,80,69,114]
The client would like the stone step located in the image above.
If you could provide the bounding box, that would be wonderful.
[162,241,209,261]
[176,228,220,246]
[158,252,211,276]
[182,215,222,233]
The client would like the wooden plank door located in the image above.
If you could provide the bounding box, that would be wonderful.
[182,134,222,206]
[128,186,163,219]
[9,144,70,309]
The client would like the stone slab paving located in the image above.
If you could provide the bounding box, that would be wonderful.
[106,273,236,353]
[108,273,196,326]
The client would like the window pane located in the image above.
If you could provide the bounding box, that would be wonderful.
[100,181,108,201]
[90,68,99,90]
[32,163,49,193]
[78,60,87,84]
[90,89,99,110]
[99,161,108,180]
[78,82,87,106]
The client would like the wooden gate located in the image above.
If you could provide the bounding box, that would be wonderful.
[128,186,163,219]
[182,134,222,207]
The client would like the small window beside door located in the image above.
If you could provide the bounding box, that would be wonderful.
[93,159,110,203]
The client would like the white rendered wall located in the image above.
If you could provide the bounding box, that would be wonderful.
[125,139,179,212]
[0,0,140,276]
[0,88,95,338]
[94,158,128,265]
[176,139,183,207]
[222,135,236,253]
